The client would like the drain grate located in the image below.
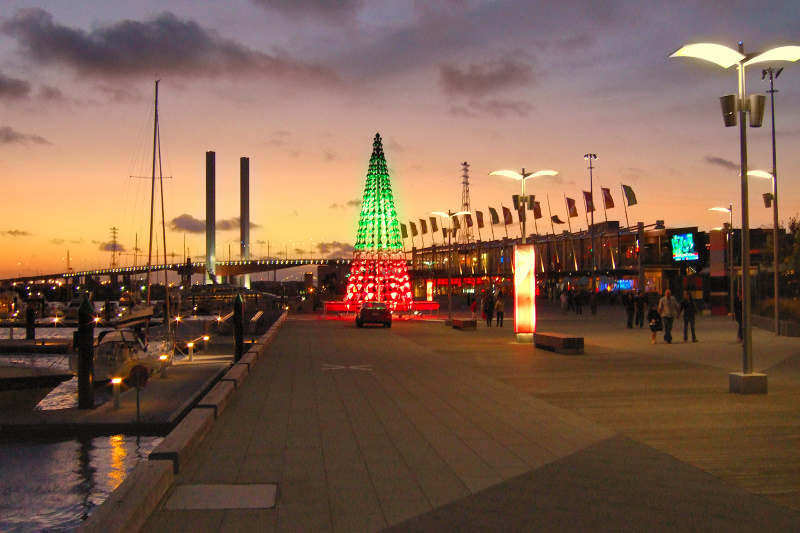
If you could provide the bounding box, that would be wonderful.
[164,484,277,510]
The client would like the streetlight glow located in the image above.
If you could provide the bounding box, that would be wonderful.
[745,46,800,66]
[670,43,745,68]
[490,168,558,244]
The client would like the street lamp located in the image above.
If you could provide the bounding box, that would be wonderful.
[584,154,597,313]
[763,66,784,337]
[489,169,558,243]
[749,170,780,335]
[672,42,800,393]
[709,205,734,321]
[432,210,469,325]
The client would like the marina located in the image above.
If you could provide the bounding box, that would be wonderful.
[0,311,278,531]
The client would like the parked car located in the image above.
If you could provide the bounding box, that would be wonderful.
[356,302,392,328]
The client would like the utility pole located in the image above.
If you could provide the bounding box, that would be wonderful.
[459,162,474,244]
[109,227,119,268]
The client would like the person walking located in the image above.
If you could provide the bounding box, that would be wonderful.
[470,298,477,319]
[658,289,679,344]
[574,291,583,314]
[624,293,635,329]
[495,296,505,327]
[678,290,697,342]
[482,291,495,327]
[634,290,646,328]
[647,302,663,344]
[560,290,568,314]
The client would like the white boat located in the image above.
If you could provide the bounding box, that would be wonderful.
[0,363,74,410]
[68,329,168,382]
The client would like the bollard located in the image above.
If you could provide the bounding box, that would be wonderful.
[76,297,95,409]
[159,354,168,379]
[233,294,244,362]
[187,342,194,362]
[25,301,36,340]
[112,377,122,409]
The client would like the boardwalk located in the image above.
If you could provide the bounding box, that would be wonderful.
[140,303,800,532]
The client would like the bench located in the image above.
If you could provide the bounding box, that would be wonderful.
[452,319,477,331]
[534,332,584,355]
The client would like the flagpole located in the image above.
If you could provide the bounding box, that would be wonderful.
[621,183,630,228]
[584,192,590,229]
[546,195,560,266]
[564,194,573,233]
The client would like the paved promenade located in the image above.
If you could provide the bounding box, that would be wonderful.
[140,303,800,532]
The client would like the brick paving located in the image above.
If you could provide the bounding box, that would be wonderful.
[140,302,800,532]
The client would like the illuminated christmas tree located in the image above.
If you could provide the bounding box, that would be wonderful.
[344,133,413,309]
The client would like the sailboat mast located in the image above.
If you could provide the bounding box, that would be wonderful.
[146,80,159,306]
[157,99,171,333]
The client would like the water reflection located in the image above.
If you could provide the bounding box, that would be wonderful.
[0,435,162,532]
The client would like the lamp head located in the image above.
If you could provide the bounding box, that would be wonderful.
[746,170,774,180]
[745,46,800,67]
[584,153,597,160]
[670,43,744,68]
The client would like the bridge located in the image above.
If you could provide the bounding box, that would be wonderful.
[0,258,367,285]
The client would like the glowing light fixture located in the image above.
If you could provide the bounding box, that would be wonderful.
[514,244,537,342]
[670,43,744,68]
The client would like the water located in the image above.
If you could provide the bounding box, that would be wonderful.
[0,434,162,532]
[0,327,163,531]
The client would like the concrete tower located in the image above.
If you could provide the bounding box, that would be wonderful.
[205,151,216,284]
[240,157,250,289]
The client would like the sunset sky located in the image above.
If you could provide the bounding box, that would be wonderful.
[1,1,799,279]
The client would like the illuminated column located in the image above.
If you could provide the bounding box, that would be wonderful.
[514,244,537,343]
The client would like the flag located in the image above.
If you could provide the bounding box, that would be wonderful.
[401,223,409,239]
[583,190,595,212]
[488,207,500,225]
[622,184,638,206]
[420,218,428,234]
[551,215,565,224]
[464,213,473,227]
[533,201,542,220]
[502,206,513,225]
[601,187,614,209]
[475,211,484,228]
[409,221,417,237]
[442,224,447,238]
[452,216,461,230]
[429,216,439,233]
[566,197,578,217]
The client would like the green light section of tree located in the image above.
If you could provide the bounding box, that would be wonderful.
[353,133,403,252]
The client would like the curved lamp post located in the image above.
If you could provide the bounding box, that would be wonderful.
[672,42,800,393]
[432,210,469,325]
[489,169,558,243]
[748,170,780,335]
[709,205,734,321]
